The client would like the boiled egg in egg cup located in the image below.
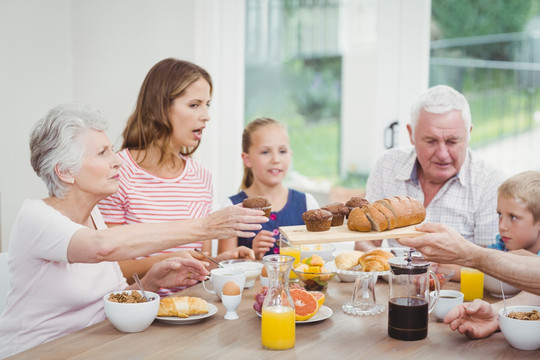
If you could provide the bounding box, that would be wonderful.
[260,266,269,287]
[222,281,242,320]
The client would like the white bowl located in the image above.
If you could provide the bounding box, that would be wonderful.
[300,243,336,261]
[260,275,269,287]
[103,290,159,333]
[499,306,540,350]
[484,274,521,298]
[336,271,358,282]
[219,259,263,289]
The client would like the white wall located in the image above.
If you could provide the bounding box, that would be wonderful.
[0,0,72,251]
[0,0,246,251]
[340,0,431,176]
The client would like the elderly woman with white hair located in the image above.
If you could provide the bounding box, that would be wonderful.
[0,103,267,358]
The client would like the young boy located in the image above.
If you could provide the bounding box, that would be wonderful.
[488,170,540,255]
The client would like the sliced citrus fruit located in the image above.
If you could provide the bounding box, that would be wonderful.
[319,266,332,281]
[290,288,319,321]
[294,263,309,272]
[309,254,324,266]
[310,291,325,308]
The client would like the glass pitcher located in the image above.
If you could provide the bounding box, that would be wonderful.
[387,249,439,341]
[261,254,295,350]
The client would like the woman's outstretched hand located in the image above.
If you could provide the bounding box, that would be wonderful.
[203,204,268,239]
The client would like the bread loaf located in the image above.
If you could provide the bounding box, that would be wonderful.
[347,207,372,231]
[364,205,389,232]
[347,196,425,232]
[372,202,396,230]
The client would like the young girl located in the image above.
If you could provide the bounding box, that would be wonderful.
[98,58,254,296]
[219,117,319,259]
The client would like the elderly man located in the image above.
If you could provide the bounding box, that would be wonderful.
[356,85,506,251]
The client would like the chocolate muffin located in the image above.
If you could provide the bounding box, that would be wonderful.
[322,202,349,226]
[345,197,370,218]
[302,209,333,232]
[242,196,272,217]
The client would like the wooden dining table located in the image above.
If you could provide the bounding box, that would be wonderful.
[9,276,539,359]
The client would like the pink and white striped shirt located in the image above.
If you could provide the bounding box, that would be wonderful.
[98,149,213,296]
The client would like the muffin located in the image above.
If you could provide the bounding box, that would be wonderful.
[345,197,370,217]
[302,209,333,232]
[321,202,349,226]
[242,196,272,217]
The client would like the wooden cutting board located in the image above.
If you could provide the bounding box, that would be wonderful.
[279,224,425,246]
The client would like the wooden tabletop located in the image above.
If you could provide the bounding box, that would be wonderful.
[9,278,538,359]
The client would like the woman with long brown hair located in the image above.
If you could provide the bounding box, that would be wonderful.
[99,58,255,296]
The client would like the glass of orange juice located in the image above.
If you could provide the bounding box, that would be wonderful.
[460,267,484,301]
[279,236,300,282]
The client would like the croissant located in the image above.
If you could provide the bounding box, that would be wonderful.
[359,249,394,272]
[157,296,209,318]
[335,250,364,270]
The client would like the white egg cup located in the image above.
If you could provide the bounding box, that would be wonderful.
[222,294,242,320]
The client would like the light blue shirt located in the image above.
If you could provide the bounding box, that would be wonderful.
[488,234,540,255]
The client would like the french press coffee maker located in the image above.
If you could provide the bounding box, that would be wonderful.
[387,249,439,341]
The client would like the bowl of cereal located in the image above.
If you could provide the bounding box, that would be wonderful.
[499,306,540,350]
[103,290,159,333]
[300,243,336,261]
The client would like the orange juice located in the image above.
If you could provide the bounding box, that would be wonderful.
[261,305,295,349]
[461,267,484,301]
[280,246,301,280]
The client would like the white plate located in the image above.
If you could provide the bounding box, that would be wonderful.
[256,305,333,324]
[155,303,218,324]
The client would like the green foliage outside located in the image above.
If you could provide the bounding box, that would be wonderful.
[431,0,540,148]
[432,0,533,61]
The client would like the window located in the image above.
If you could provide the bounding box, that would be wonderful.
[245,0,343,183]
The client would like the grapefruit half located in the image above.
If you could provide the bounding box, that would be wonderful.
[290,288,319,321]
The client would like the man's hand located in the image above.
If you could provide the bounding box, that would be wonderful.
[444,299,499,339]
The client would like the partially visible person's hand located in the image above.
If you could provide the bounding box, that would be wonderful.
[235,246,256,260]
[397,222,477,264]
[203,204,268,239]
[214,246,256,263]
[444,299,499,339]
[139,257,209,292]
[252,230,276,260]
